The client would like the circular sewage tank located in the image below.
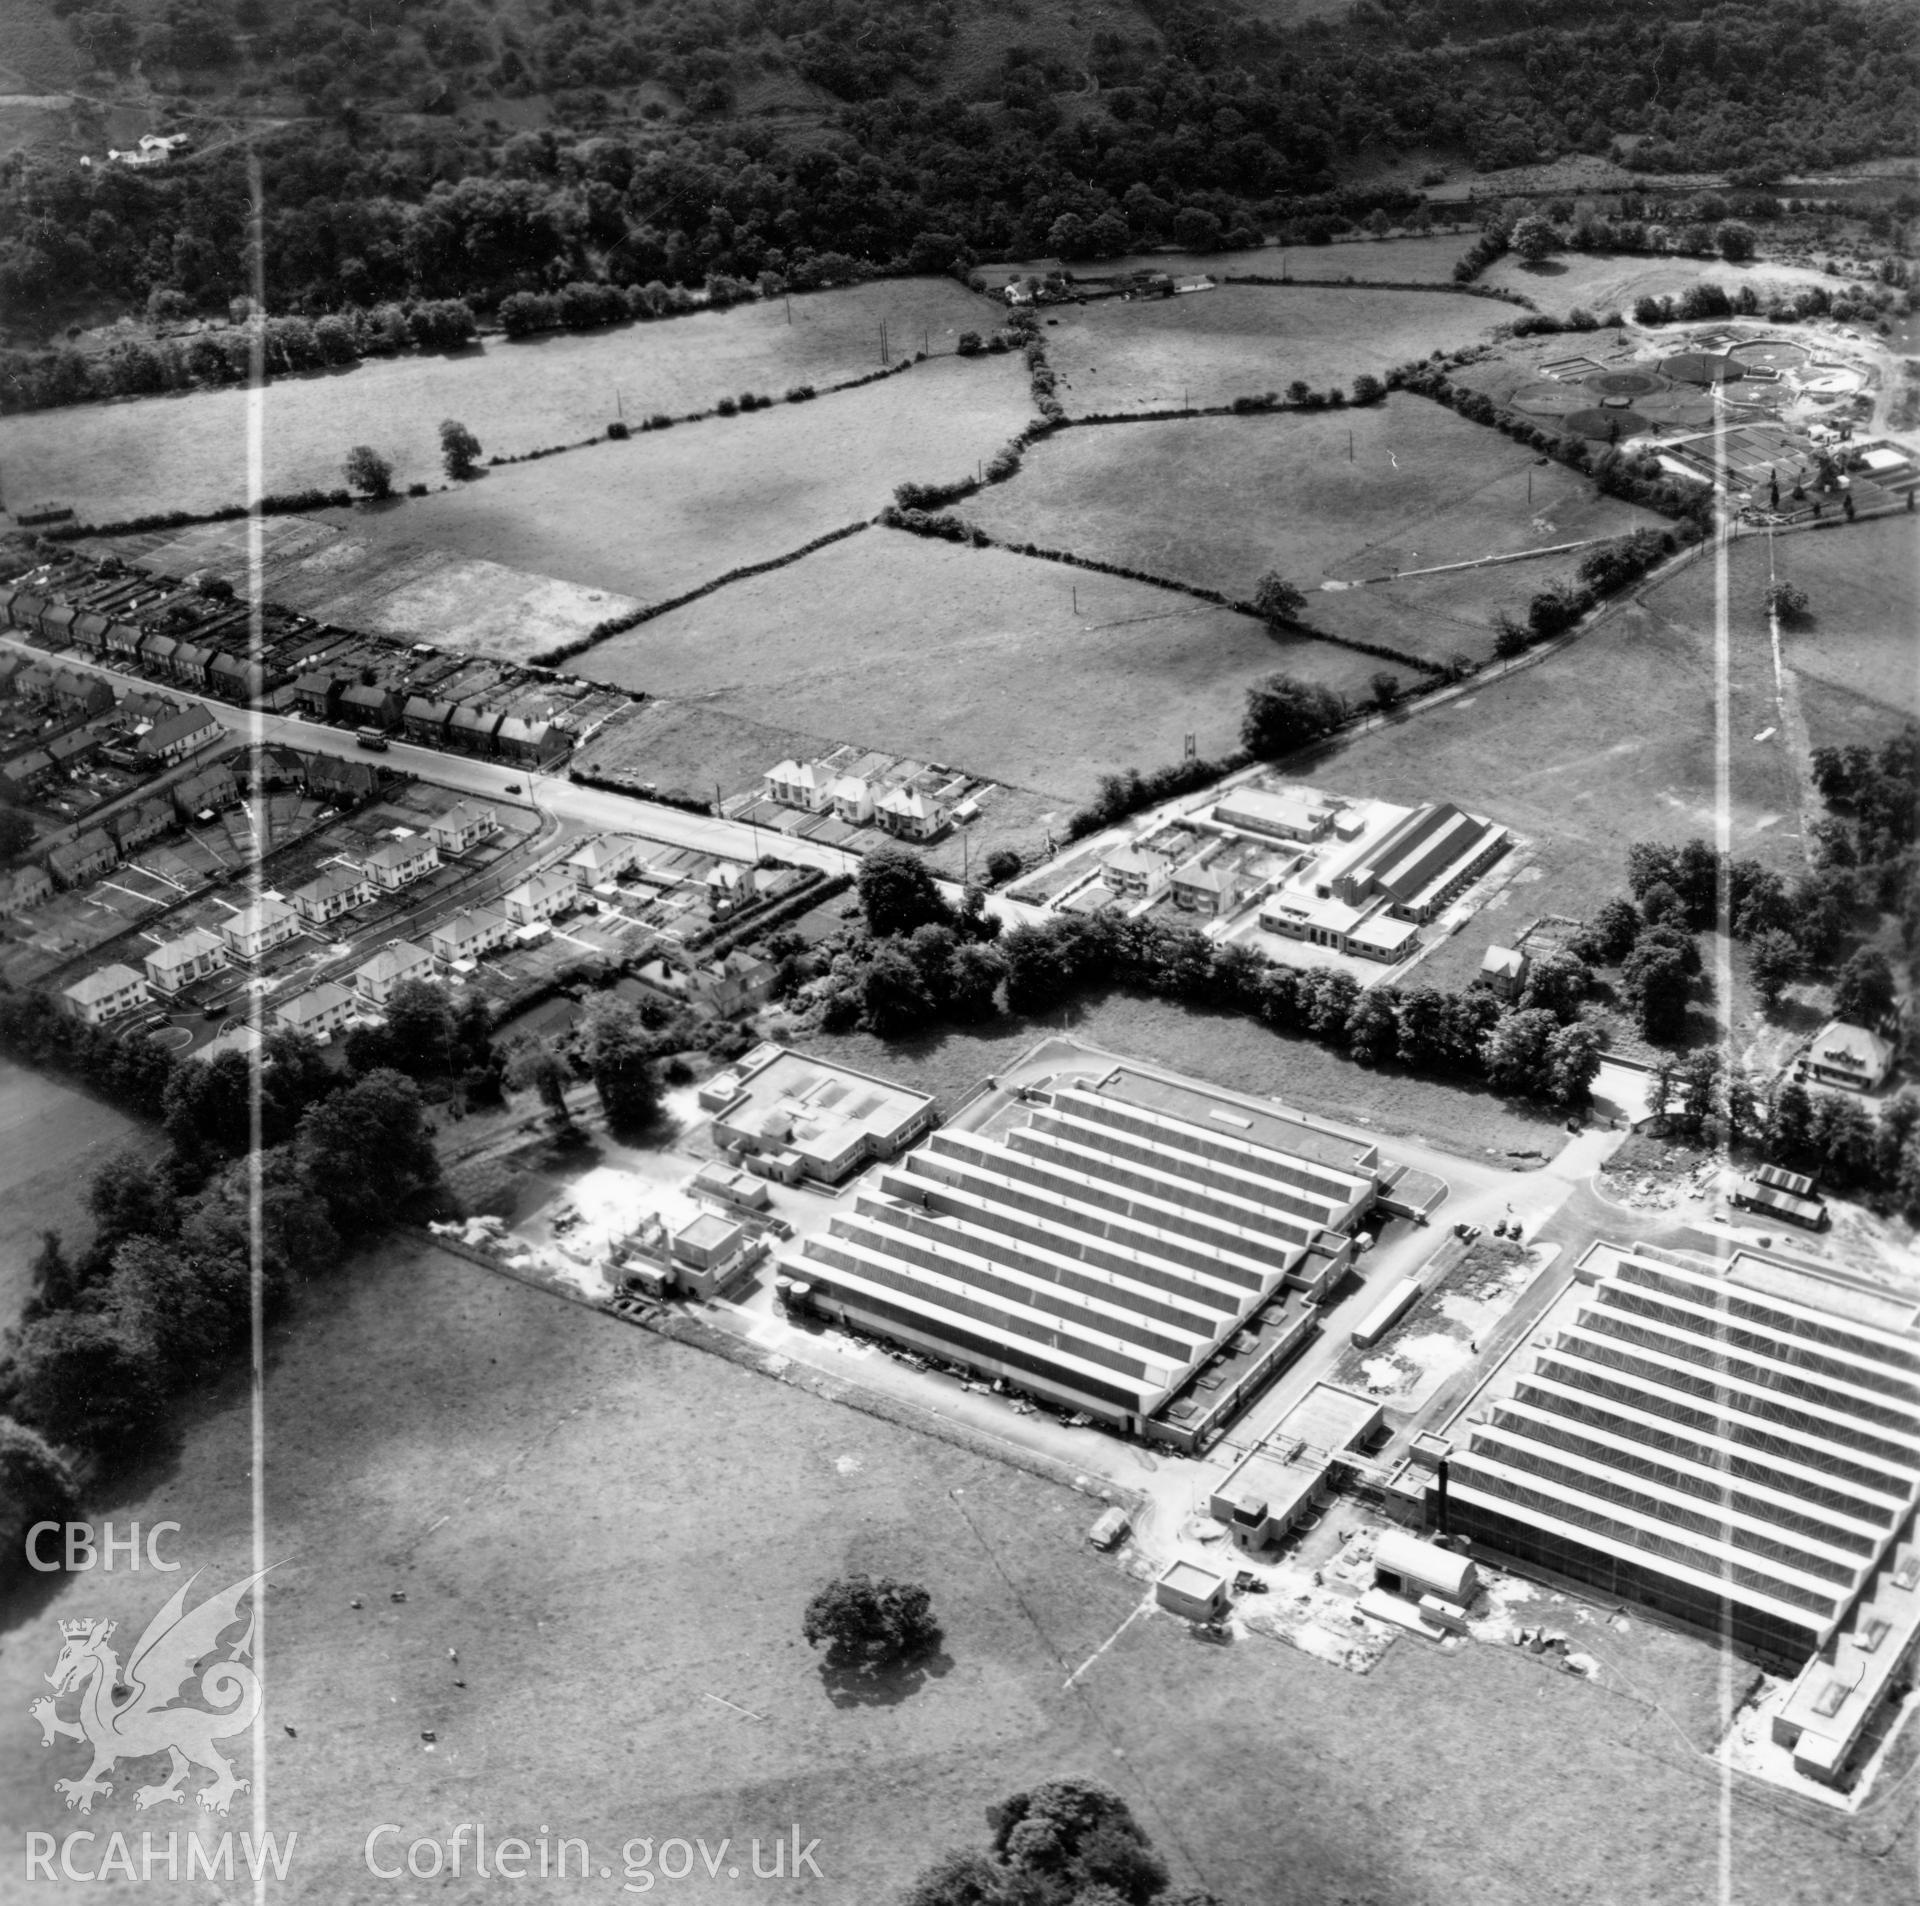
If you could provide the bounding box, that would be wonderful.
[1661,352,1747,386]
[1565,408,1653,441]
[1730,338,1809,373]
[1588,368,1665,398]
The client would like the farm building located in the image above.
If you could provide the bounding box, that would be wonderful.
[710,1044,936,1185]
[1804,1020,1894,1092]
[783,1057,1403,1440]
[430,802,499,857]
[1730,1178,1828,1230]
[1426,1242,1920,1685]
[62,962,150,1026]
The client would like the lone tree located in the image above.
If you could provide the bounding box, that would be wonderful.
[857,842,950,941]
[343,444,394,498]
[1833,947,1895,1026]
[1510,214,1559,263]
[439,418,483,479]
[576,994,661,1134]
[902,1780,1217,1906]
[1766,578,1810,624]
[1748,928,1801,1015]
[1716,220,1757,263]
[507,1037,576,1129]
[802,1575,941,1664]
[1250,569,1307,624]
[1240,672,1346,759]
[1368,669,1402,712]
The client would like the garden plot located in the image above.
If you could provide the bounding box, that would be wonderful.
[2,278,998,521]
[322,352,1031,616]
[1034,283,1505,416]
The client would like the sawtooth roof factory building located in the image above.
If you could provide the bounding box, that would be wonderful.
[782,1054,1442,1447]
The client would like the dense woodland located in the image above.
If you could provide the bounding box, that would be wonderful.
[2,0,1916,337]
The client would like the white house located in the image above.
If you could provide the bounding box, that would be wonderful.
[877,785,944,841]
[503,868,576,926]
[430,907,512,967]
[358,835,441,893]
[1103,845,1172,902]
[566,835,643,888]
[702,862,757,910]
[830,775,876,824]
[429,801,499,857]
[352,939,433,1007]
[221,897,300,963]
[274,980,355,1040]
[1171,855,1241,915]
[135,704,221,768]
[143,927,228,996]
[288,864,375,925]
[764,759,834,812]
[62,962,149,1026]
[1806,1020,1895,1092]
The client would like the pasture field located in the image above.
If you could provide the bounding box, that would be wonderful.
[2,1232,1899,1906]
[322,354,1031,612]
[577,527,1380,800]
[1318,553,1804,995]
[956,396,1665,666]
[0,1061,162,1325]
[1769,515,1920,743]
[2,278,999,521]
[972,230,1474,292]
[93,515,644,665]
[1480,250,1846,320]
[1033,283,1504,415]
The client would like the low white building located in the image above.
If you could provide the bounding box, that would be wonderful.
[63,962,149,1026]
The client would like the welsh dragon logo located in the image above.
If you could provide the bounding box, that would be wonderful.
[30,1569,268,1816]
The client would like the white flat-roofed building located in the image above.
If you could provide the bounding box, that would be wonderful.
[710,1045,936,1184]
[1214,786,1332,842]
[274,980,354,1039]
[429,801,499,857]
[222,896,300,963]
[144,926,227,995]
[62,962,149,1025]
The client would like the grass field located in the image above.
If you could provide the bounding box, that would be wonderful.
[4,1228,1904,1905]
[578,527,1381,800]
[1314,546,1806,995]
[3,279,1001,521]
[0,1061,162,1325]
[956,396,1665,667]
[1032,284,1504,416]
[90,514,645,665]
[972,231,1475,292]
[320,354,1031,614]
[1480,251,1846,321]
[1771,515,1920,745]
